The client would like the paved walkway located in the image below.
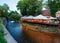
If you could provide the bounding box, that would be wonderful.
[2,24,17,43]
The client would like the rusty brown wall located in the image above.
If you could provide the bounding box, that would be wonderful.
[22,24,60,43]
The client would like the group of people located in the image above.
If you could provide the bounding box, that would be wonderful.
[41,8,60,20]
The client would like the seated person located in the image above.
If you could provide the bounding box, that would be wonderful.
[42,8,51,18]
[56,11,60,20]
[42,8,56,19]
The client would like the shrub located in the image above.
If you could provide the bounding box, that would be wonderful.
[0,18,3,24]
[39,27,44,30]
[9,14,20,22]
[49,29,56,32]
[0,24,7,43]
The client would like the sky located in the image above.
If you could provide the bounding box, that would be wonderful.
[0,0,47,13]
[0,0,19,13]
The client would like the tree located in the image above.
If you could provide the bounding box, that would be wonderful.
[17,0,43,16]
[0,3,9,17]
[48,0,60,17]
[9,11,20,22]
[9,11,19,16]
[3,3,9,11]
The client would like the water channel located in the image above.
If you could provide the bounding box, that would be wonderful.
[6,20,31,43]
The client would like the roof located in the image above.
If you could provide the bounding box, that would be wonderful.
[21,16,27,18]
[21,15,57,20]
[49,17,57,19]
[26,16,34,19]
[33,15,48,19]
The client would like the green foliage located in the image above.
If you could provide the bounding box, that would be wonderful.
[39,27,44,30]
[49,29,56,32]
[0,18,3,24]
[0,33,7,43]
[9,11,18,15]
[0,24,7,43]
[0,24,4,33]
[48,0,60,17]
[0,18,7,43]
[17,0,43,16]
[0,3,9,17]
[9,14,20,21]
[8,11,20,21]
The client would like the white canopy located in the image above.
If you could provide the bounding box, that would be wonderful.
[21,15,57,20]
[33,15,48,19]
[26,16,34,19]
[49,17,57,19]
[21,16,34,19]
[21,16,27,18]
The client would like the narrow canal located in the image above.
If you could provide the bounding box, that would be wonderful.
[6,21,30,43]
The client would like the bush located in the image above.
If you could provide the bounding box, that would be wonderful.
[39,27,44,30]
[0,18,3,24]
[49,29,56,32]
[0,24,7,43]
[9,14,20,22]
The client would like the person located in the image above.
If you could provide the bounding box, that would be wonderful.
[42,8,56,19]
[42,8,51,18]
[55,11,60,33]
[56,11,60,20]
[56,11,60,25]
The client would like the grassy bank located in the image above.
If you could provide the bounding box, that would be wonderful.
[0,18,7,43]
